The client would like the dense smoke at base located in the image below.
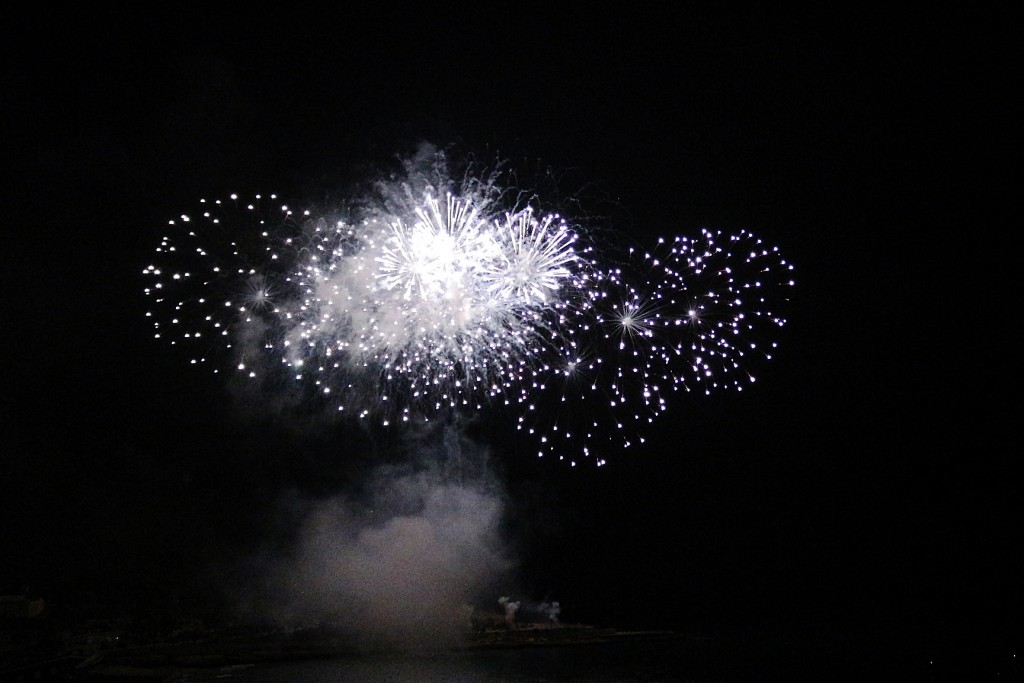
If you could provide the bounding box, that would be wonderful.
[233,423,517,650]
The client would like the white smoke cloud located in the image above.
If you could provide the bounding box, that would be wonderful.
[235,424,514,650]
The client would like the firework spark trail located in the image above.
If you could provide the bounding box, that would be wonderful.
[143,162,794,466]
[518,229,796,462]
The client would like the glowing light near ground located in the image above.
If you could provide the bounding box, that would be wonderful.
[143,156,794,465]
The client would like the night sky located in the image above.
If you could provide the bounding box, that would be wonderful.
[2,6,1017,674]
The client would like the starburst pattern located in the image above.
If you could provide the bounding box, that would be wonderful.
[143,164,794,466]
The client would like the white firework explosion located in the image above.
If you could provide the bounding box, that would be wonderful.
[143,160,794,466]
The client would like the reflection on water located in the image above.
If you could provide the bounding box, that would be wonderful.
[103,633,1004,681]
[176,640,703,682]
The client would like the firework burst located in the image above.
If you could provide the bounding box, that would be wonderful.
[143,156,794,465]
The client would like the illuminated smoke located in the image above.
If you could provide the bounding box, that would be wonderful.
[236,425,512,650]
[498,596,521,626]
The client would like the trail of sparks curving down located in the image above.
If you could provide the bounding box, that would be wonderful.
[143,175,794,466]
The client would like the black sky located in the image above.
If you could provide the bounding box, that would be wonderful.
[1,5,1018,671]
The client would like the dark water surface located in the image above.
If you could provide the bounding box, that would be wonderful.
[148,637,1020,683]
[168,639,721,682]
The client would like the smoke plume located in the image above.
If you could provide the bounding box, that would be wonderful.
[235,422,514,650]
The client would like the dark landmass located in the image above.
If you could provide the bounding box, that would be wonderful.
[6,612,1020,681]
[464,625,680,649]
[3,613,703,681]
